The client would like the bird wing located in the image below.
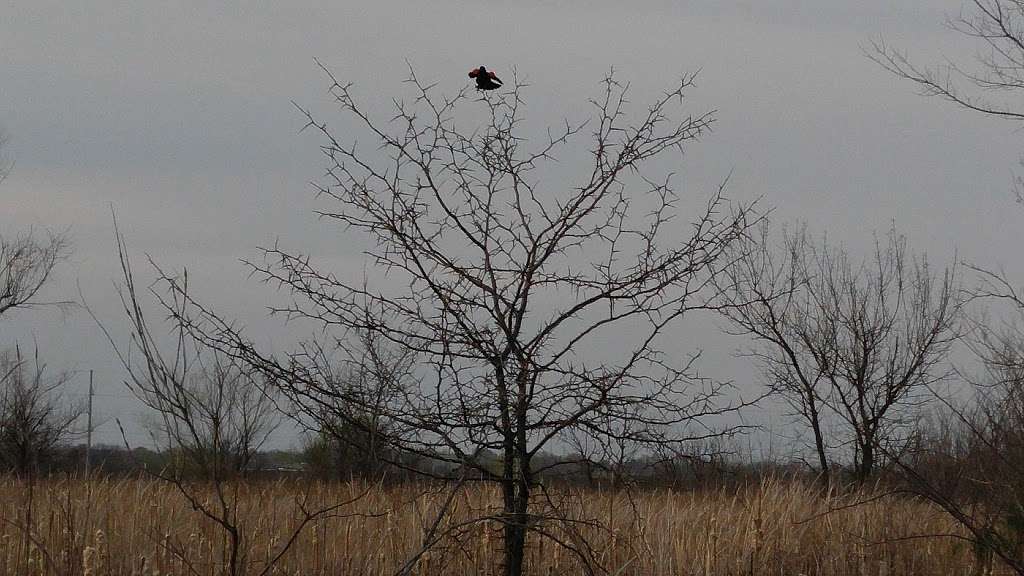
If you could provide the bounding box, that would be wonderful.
[487,71,502,83]
[468,68,480,78]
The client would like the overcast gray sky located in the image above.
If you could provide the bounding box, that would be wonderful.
[2,1,1021,449]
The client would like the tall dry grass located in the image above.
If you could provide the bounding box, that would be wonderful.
[0,475,998,575]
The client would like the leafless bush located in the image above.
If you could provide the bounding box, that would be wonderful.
[88,226,361,576]
[0,346,83,475]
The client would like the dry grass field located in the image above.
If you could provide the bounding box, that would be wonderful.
[0,476,999,575]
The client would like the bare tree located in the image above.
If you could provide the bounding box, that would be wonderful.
[108,253,281,479]
[899,324,1024,574]
[87,229,360,576]
[151,65,758,576]
[716,222,958,483]
[715,223,834,481]
[871,6,1024,571]
[136,358,281,479]
[868,0,1024,199]
[0,346,83,475]
[0,229,71,318]
[0,133,71,320]
[896,254,1024,574]
[298,331,411,480]
[869,0,1024,121]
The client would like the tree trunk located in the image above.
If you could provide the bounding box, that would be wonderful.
[501,401,531,576]
[502,476,530,576]
[806,398,830,485]
[811,422,830,484]
[856,440,875,483]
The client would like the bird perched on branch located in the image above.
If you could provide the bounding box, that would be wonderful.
[468,65,502,91]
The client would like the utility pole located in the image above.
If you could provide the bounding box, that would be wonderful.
[85,370,93,478]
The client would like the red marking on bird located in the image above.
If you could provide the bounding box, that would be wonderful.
[469,66,502,91]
